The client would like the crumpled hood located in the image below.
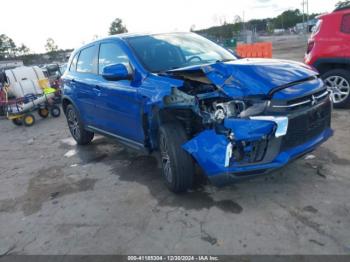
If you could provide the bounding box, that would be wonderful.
[169,58,319,98]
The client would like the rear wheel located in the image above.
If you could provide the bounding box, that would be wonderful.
[23,114,35,127]
[38,108,49,118]
[158,122,194,193]
[12,118,23,126]
[66,104,94,145]
[50,105,61,118]
[323,69,350,108]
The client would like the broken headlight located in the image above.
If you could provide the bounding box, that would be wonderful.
[213,100,246,121]
[239,100,270,118]
[212,99,270,121]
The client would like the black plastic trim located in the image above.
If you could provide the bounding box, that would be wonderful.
[313,57,350,70]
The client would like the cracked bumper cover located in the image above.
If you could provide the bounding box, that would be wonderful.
[183,117,333,186]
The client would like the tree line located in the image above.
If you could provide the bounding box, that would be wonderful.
[0,35,62,60]
[0,17,127,61]
[1,0,348,60]
[196,1,349,39]
[0,34,30,59]
[195,9,320,39]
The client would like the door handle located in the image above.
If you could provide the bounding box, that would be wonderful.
[93,85,101,91]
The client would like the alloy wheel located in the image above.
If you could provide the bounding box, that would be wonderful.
[159,134,173,183]
[325,75,350,104]
[67,109,80,140]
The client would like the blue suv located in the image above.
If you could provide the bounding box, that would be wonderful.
[62,32,333,192]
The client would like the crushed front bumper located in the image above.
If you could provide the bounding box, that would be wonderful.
[183,99,333,186]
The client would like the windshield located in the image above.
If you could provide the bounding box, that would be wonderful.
[126,33,236,73]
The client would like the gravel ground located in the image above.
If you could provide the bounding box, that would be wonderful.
[261,34,310,62]
[1,37,350,255]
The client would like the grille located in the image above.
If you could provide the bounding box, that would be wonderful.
[285,89,328,106]
[269,89,329,113]
[281,100,331,151]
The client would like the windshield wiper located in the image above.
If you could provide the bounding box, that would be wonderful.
[216,58,235,63]
[157,66,182,75]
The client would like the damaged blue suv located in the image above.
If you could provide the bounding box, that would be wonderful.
[62,32,333,192]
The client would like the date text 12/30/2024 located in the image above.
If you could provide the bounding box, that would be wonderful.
[127,256,220,261]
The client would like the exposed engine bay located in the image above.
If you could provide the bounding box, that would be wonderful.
[162,69,270,129]
[157,63,331,174]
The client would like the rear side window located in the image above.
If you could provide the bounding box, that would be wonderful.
[98,43,129,74]
[312,20,322,35]
[77,46,98,73]
[69,53,78,72]
[341,14,350,34]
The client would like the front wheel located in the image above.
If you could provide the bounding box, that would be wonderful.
[323,69,350,108]
[65,104,94,145]
[23,114,35,127]
[158,122,194,193]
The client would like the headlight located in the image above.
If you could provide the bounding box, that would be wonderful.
[213,100,246,121]
[239,100,270,118]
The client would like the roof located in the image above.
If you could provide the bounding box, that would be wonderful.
[104,32,150,39]
[99,31,192,41]
[73,32,195,53]
[334,1,350,12]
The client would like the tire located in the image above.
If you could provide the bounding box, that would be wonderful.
[50,106,61,118]
[12,118,23,126]
[158,122,194,193]
[322,69,350,109]
[65,104,94,145]
[38,108,49,118]
[23,114,35,127]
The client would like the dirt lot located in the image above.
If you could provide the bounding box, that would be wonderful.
[1,36,350,255]
[261,34,310,62]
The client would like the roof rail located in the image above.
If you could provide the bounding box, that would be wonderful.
[334,1,350,11]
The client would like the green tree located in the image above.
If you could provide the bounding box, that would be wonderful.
[336,1,350,9]
[109,18,128,35]
[249,18,269,32]
[273,9,303,29]
[45,38,58,53]
[0,34,17,58]
[17,44,30,56]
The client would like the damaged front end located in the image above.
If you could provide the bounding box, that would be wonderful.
[160,59,333,186]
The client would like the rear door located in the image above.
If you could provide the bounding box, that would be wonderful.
[94,41,144,143]
[340,12,350,57]
[73,45,100,125]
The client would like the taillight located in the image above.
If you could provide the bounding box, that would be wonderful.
[307,41,315,54]
[341,14,350,33]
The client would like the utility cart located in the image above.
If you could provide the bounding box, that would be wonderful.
[0,66,61,127]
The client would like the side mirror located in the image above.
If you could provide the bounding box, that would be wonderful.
[102,63,131,81]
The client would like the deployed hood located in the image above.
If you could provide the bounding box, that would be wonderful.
[166,58,319,98]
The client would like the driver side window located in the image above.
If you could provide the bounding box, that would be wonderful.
[98,43,130,74]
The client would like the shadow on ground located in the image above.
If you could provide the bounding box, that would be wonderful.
[70,137,244,214]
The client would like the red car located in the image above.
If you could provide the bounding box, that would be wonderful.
[305,4,350,108]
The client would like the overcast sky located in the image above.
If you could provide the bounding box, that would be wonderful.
[0,0,338,53]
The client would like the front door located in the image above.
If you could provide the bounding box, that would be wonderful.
[95,41,145,144]
[74,45,100,125]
